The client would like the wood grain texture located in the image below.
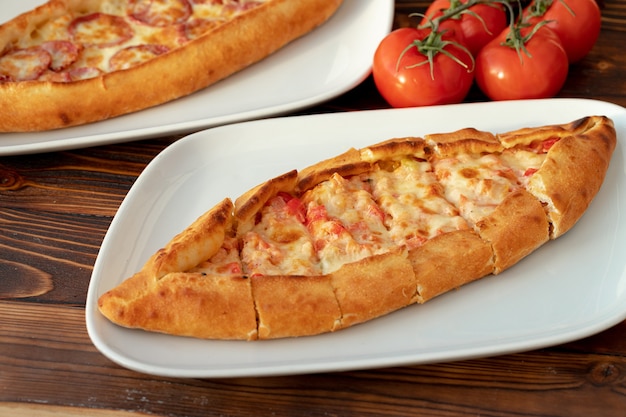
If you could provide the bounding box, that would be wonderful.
[0,140,173,303]
[1,301,625,417]
[0,403,149,417]
[1,1,625,416]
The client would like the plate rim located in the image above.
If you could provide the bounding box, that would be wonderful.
[86,98,626,378]
[0,0,394,155]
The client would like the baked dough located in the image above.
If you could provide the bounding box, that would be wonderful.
[0,0,343,131]
[98,115,616,340]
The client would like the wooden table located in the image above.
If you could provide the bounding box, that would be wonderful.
[2,1,625,416]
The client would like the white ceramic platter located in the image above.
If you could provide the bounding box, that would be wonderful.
[0,0,393,155]
[86,98,626,378]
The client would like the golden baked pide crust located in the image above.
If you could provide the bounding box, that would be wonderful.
[475,189,549,273]
[408,230,493,303]
[100,271,258,340]
[296,148,372,193]
[97,198,260,340]
[330,248,417,329]
[234,169,298,234]
[98,116,617,340]
[149,198,233,279]
[0,0,344,132]
[251,274,341,339]
[504,116,617,238]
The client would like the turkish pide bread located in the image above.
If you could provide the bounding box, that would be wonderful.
[0,0,343,132]
[98,115,617,340]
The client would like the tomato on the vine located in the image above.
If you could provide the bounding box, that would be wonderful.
[475,23,569,101]
[524,0,601,63]
[422,0,508,56]
[372,24,474,108]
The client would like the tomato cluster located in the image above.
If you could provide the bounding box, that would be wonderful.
[372,0,601,107]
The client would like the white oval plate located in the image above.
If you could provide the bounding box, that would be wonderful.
[0,0,393,155]
[87,98,626,378]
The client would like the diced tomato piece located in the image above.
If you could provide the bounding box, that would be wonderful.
[329,221,346,236]
[281,194,307,224]
[530,137,559,153]
[276,191,292,202]
[524,168,538,177]
[368,204,386,224]
[349,221,369,234]
[306,204,328,225]
[542,137,559,152]
[313,238,326,252]
[226,262,242,274]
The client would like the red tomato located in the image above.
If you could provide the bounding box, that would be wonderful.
[524,0,601,63]
[475,24,569,101]
[372,26,474,108]
[422,0,508,56]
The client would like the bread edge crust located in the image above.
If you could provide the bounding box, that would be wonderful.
[0,0,344,131]
[97,116,617,340]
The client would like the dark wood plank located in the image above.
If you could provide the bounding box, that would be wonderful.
[1,301,625,417]
[0,140,174,304]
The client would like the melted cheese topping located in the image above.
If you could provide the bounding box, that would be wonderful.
[190,236,242,275]
[151,132,561,279]
[433,153,519,224]
[1,0,267,81]
[241,195,321,277]
[18,15,70,45]
[499,149,547,187]
[302,173,393,274]
[367,158,469,249]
